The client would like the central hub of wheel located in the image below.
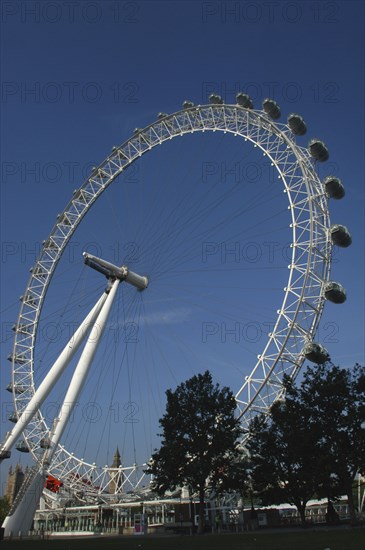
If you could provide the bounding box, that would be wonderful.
[83,252,148,290]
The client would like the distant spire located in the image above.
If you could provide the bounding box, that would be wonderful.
[111,447,121,468]
[109,447,124,495]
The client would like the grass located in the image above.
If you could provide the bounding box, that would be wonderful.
[1,528,364,550]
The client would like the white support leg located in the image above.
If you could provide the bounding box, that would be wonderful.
[0,291,108,462]
[2,469,46,538]
[2,280,119,537]
[44,278,120,464]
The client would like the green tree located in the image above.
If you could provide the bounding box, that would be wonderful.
[247,363,365,525]
[247,396,318,526]
[146,370,243,534]
[295,362,365,523]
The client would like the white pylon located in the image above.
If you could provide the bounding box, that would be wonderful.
[44,278,120,464]
[2,470,47,539]
[0,291,108,462]
[2,279,120,537]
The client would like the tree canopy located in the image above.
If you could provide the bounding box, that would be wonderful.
[146,370,243,533]
[295,362,365,521]
[146,363,364,530]
[247,395,318,526]
[246,362,365,525]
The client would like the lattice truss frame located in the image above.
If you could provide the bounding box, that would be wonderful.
[9,104,332,498]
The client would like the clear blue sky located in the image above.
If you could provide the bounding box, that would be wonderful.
[1,0,364,483]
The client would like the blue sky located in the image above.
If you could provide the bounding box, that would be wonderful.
[1,0,364,484]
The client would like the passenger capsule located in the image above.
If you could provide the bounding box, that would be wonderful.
[308,139,329,162]
[16,440,29,453]
[56,214,71,226]
[7,353,27,365]
[262,98,281,119]
[236,92,253,109]
[6,383,26,394]
[43,239,57,249]
[183,100,195,109]
[209,93,223,105]
[20,293,36,305]
[330,224,352,247]
[8,412,18,423]
[303,342,330,364]
[0,450,11,460]
[133,128,142,134]
[323,176,345,199]
[33,267,47,279]
[26,293,36,305]
[12,323,31,333]
[287,113,307,135]
[157,112,168,119]
[324,281,347,304]
[40,437,51,449]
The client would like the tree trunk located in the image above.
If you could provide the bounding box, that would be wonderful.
[325,499,340,525]
[198,485,205,535]
[346,482,358,525]
[295,501,307,527]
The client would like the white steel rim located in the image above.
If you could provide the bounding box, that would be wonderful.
[10,104,332,499]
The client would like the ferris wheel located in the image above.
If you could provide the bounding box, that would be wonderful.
[1,93,351,529]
